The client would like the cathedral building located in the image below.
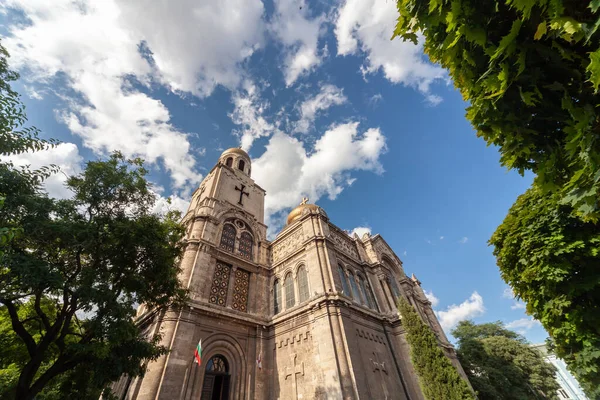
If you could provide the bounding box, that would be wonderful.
[112,148,470,400]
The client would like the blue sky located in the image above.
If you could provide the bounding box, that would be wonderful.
[1,0,548,343]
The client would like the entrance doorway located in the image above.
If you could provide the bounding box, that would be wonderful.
[201,355,230,400]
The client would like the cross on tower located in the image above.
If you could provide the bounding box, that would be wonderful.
[371,352,389,399]
[283,353,304,400]
[235,184,249,206]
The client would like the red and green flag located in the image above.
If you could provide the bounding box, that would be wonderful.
[194,339,202,365]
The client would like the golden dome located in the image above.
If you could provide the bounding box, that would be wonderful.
[286,197,321,225]
[221,147,250,159]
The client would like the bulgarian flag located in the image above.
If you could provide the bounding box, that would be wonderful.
[194,339,202,365]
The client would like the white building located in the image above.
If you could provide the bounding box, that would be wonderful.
[531,343,588,400]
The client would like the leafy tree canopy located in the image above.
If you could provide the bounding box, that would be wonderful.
[394,0,600,221]
[398,297,475,400]
[452,321,560,400]
[0,41,187,399]
[490,184,600,398]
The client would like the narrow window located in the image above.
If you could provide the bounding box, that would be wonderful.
[338,265,351,298]
[366,281,379,311]
[348,272,362,304]
[358,276,370,307]
[297,266,309,303]
[239,231,253,259]
[388,276,401,300]
[284,273,295,309]
[226,157,233,167]
[380,280,392,310]
[274,279,282,314]
[238,159,245,171]
[220,223,236,252]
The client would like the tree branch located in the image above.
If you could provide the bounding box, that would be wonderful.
[33,292,51,332]
[0,298,36,357]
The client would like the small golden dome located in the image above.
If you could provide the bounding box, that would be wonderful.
[286,197,321,225]
[221,147,250,159]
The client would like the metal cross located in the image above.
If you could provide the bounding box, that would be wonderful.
[371,352,389,399]
[283,353,304,400]
[235,184,249,206]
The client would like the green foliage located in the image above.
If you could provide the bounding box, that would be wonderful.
[0,41,187,399]
[398,297,474,400]
[452,321,560,399]
[393,0,600,221]
[490,184,600,398]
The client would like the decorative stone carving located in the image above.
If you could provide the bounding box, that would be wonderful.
[209,262,231,306]
[232,268,250,312]
[272,228,304,263]
[332,230,360,260]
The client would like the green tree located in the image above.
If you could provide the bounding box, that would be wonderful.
[0,41,187,399]
[393,0,600,221]
[397,296,474,400]
[490,185,600,398]
[452,320,560,400]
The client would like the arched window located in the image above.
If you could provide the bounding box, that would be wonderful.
[365,281,378,311]
[274,279,282,314]
[358,276,370,307]
[239,232,253,259]
[284,273,295,309]
[220,224,236,252]
[388,276,401,300]
[238,159,245,171]
[206,355,229,373]
[338,265,351,298]
[297,266,309,303]
[226,157,233,167]
[348,272,362,304]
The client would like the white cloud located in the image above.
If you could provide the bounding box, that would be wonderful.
[424,290,439,307]
[350,226,371,238]
[402,250,407,256]
[368,93,383,107]
[294,84,347,133]
[230,80,277,151]
[270,0,326,86]
[459,237,469,244]
[505,317,541,332]
[511,302,526,310]
[4,142,83,199]
[439,236,444,240]
[436,292,485,331]
[252,122,387,231]
[335,0,446,103]
[503,287,515,299]
[3,0,264,189]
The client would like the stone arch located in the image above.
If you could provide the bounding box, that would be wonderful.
[381,254,404,280]
[184,332,247,400]
[296,263,310,303]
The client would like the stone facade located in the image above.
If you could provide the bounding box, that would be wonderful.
[112,148,470,400]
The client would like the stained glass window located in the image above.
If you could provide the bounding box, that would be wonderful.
[239,232,253,259]
[297,266,309,303]
[220,224,236,252]
[338,265,351,298]
[206,355,229,373]
[274,279,281,314]
[284,273,295,309]
[348,272,362,304]
[358,276,370,307]
[388,276,401,300]
[232,269,250,312]
[209,262,231,306]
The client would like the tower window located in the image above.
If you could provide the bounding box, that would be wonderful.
[231,268,250,312]
[274,279,282,314]
[297,266,309,303]
[220,223,236,252]
[284,273,295,309]
[226,157,233,167]
[239,232,253,259]
[209,262,231,306]
[238,159,245,171]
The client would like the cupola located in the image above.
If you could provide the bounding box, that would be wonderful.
[220,147,251,176]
